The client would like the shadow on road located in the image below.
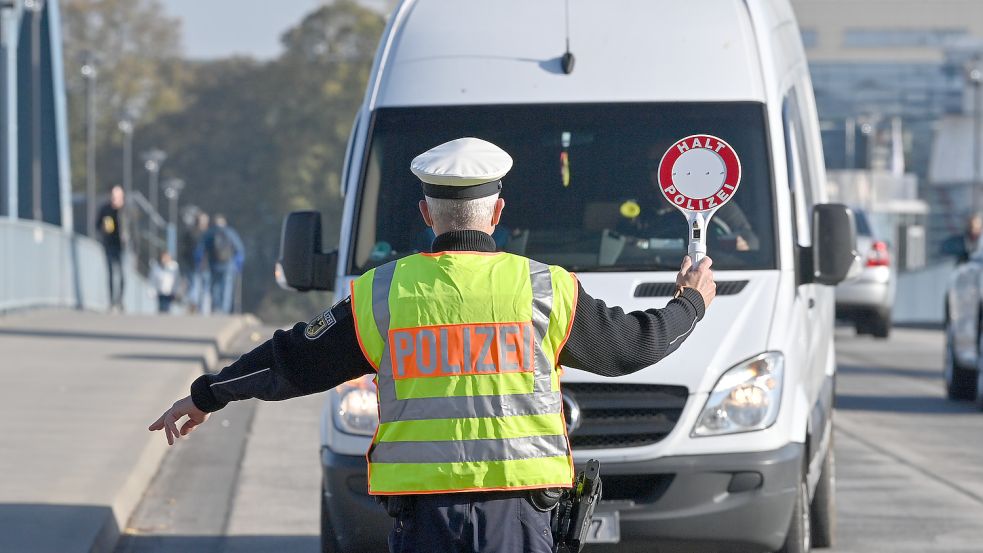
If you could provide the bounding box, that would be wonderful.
[837,363,941,381]
[0,503,117,552]
[115,535,319,553]
[112,352,211,364]
[836,393,981,414]
[0,327,218,345]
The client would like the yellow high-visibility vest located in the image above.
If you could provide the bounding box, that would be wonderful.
[350,251,577,495]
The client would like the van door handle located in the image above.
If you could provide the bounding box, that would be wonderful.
[808,298,816,309]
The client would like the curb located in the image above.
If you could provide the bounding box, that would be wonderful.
[92,314,261,553]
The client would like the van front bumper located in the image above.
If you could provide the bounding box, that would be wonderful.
[590,441,803,553]
[321,442,802,553]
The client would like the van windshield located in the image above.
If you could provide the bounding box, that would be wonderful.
[349,103,775,274]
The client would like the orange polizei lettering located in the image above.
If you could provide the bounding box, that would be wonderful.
[389,322,535,379]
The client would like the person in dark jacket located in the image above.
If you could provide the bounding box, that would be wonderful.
[97,186,126,311]
[942,213,982,264]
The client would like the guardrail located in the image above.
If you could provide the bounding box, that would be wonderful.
[0,218,157,313]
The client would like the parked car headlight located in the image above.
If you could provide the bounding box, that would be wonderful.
[334,375,379,436]
[692,352,784,437]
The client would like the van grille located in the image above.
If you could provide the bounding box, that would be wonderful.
[634,280,748,297]
[561,383,688,449]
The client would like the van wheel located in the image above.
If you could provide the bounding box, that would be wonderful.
[321,482,340,553]
[777,473,811,553]
[944,323,976,400]
[810,446,836,548]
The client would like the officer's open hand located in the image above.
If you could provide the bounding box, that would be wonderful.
[148,395,209,445]
[676,256,716,309]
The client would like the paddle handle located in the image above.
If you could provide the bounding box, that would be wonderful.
[688,213,708,267]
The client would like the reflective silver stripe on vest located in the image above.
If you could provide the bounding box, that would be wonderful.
[528,259,554,395]
[370,260,397,388]
[370,434,569,464]
[370,257,558,425]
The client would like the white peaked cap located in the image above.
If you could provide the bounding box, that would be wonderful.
[411,138,513,199]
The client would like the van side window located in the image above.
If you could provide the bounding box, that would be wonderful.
[782,91,812,246]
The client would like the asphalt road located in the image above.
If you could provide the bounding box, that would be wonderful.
[115,327,983,553]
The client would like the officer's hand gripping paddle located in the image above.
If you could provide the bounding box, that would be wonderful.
[657,134,742,266]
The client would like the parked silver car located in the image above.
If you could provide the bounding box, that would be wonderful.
[835,209,895,338]
[943,246,983,407]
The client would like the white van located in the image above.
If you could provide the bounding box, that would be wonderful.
[276,1,858,551]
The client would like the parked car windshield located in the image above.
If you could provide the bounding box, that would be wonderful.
[349,103,775,274]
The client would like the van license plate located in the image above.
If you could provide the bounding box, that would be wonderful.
[585,511,620,544]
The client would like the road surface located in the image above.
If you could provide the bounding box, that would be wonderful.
[115,327,983,553]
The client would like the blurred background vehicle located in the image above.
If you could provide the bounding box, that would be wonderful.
[836,208,897,338]
[942,232,983,407]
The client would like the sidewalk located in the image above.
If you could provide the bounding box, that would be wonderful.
[0,310,260,553]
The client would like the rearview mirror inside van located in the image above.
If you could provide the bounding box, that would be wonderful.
[276,211,336,292]
[811,204,859,285]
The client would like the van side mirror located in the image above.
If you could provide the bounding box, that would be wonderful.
[811,203,859,285]
[275,211,337,292]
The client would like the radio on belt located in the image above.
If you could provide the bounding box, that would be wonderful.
[657,134,743,265]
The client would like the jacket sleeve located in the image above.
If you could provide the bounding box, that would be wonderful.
[558,282,705,377]
[190,297,375,412]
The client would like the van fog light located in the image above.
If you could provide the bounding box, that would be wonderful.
[334,376,379,436]
[692,352,784,437]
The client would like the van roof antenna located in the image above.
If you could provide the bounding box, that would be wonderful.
[561,0,575,74]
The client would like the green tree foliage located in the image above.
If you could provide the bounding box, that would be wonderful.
[61,0,189,191]
[140,1,385,321]
[62,0,385,322]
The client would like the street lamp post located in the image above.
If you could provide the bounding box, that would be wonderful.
[141,148,166,214]
[141,148,166,259]
[81,56,98,237]
[118,118,134,197]
[968,57,983,214]
[163,178,184,259]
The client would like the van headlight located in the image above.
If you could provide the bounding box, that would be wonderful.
[334,375,379,436]
[692,352,784,437]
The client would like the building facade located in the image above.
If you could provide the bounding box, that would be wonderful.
[792,0,983,250]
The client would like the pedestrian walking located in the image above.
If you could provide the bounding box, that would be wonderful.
[183,211,211,313]
[196,214,244,314]
[150,251,180,313]
[149,138,716,553]
[97,186,126,311]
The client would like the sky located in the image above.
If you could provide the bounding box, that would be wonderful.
[160,0,392,60]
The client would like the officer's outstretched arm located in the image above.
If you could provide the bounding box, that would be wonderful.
[558,256,714,377]
[148,297,374,445]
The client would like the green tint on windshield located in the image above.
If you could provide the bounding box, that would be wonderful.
[350,103,775,274]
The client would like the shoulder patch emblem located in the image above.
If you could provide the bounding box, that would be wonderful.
[305,308,337,340]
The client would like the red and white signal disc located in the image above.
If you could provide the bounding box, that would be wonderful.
[657,134,742,213]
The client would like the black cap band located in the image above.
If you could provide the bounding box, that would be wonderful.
[421,180,502,200]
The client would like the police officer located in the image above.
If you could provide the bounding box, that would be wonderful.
[149,137,716,553]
